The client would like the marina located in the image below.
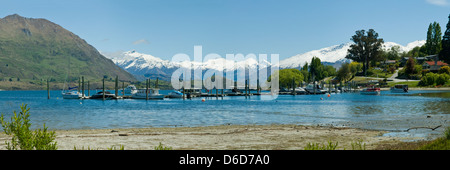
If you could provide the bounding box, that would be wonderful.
[1,89,449,141]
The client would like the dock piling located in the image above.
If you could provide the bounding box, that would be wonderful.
[115,76,118,97]
[47,79,50,99]
[82,76,84,97]
[102,78,105,100]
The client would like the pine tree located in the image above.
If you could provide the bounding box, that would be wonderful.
[440,14,450,64]
[426,23,433,55]
[426,22,442,55]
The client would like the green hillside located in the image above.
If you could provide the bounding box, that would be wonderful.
[0,14,135,89]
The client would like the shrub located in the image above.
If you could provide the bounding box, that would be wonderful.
[0,104,57,150]
[155,142,172,150]
[439,66,450,74]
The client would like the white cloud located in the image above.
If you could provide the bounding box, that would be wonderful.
[132,39,150,45]
[426,0,449,6]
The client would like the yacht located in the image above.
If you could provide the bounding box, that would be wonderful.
[62,90,81,99]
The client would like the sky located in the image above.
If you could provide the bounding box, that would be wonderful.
[1,0,449,61]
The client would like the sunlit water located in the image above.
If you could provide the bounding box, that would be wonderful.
[0,90,449,140]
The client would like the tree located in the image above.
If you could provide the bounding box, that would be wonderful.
[426,22,442,55]
[309,57,322,82]
[270,69,304,88]
[405,57,415,77]
[336,63,351,82]
[346,29,384,76]
[440,14,450,65]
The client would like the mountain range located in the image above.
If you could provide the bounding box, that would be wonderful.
[103,40,425,81]
[0,14,136,86]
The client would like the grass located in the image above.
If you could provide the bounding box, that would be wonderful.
[418,127,450,150]
[304,140,366,150]
[377,127,450,150]
[387,81,420,88]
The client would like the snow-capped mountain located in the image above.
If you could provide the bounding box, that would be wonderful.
[279,40,425,69]
[102,50,272,81]
[102,40,425,81]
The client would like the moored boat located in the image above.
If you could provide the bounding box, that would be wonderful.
[62,90,81,99]
[90,91,115,99]
[360,86,381,95]
[132,88,165,99]
[123,85,138,95]
[390,84,408,93]
[168,91,183,98]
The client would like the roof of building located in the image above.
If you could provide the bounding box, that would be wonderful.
[424,61,449,66]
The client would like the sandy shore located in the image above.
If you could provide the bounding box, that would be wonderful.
[0,124,418,150]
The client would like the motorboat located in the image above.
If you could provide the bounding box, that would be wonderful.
[390,84,408,93]
[62,90,81,99]
[304,84,327,94]
[123,85,138,95]
[90,91,115,99]
[132,88,165,99]
[168,91,183,98]
[360,86,381,95]
[294,87,307,94]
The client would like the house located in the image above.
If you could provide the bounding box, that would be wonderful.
[400,55,436,66]
[423,60,449,72]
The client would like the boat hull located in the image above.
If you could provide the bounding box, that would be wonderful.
[131,95,165,99]
[62,94,81,99]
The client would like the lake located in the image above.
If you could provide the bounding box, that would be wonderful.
[0,89,449,140]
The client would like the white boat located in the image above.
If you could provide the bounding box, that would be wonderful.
[304,84,327,94]
[294,87,307,94]
[123,85,138,95]
[168,91,183,98]
[360,86,381,95]
[62,55,81,99]
[132,88,165,99]
[62,90,81,99]
[390,84,408,93]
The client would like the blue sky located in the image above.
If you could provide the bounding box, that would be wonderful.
[1,0,449,60]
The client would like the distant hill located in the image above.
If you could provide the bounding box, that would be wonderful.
[0,14,136,87]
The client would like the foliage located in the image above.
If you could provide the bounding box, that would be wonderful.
[155,142,173,150]
[425,22,442,55]
[419,127,450,150]
[379,45,402,61]
[336,63,351,82]
[440,14,450,65]
[346,29,384,76]
[439,66,450,74]
[269,69,304,88]
[418,72,450,86]
[0,104,57,150]
[304,141,338,150]
[336,62,362,82]
[405,57,416,76]
[351,139,366,150]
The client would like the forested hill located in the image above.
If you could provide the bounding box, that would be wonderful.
[0,14,136,85]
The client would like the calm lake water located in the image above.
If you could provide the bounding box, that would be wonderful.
[0,89,449,139]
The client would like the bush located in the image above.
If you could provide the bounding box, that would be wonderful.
[419,73,450,86]
[0,104,57,150]
[439,66,450,74]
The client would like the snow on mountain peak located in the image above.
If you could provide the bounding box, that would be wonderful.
[280,40,425,69]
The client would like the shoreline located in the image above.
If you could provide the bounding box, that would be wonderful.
[0,124,427,150]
